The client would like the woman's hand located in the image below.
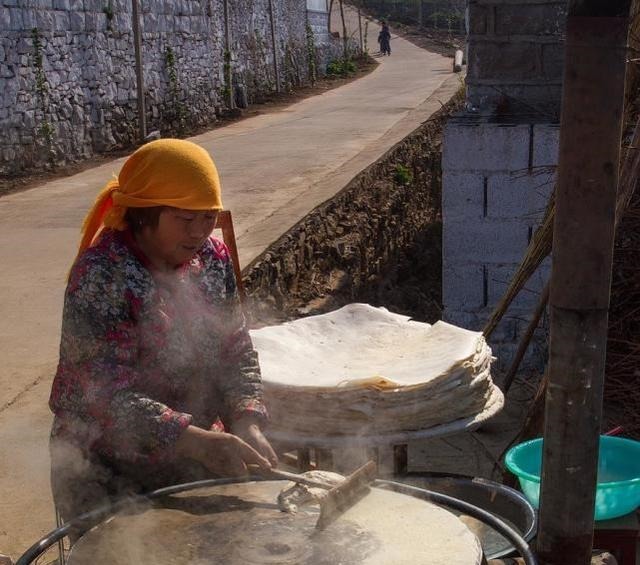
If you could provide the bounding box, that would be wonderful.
[175,425,271,477]
[231,416,279,467]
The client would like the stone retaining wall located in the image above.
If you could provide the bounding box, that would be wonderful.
[1,0,340,175]
[243,93,463,325]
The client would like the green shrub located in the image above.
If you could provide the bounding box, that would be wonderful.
[394,164,413,185]
[326,58,357,77]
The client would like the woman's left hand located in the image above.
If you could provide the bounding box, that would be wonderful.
[232,416,278,466]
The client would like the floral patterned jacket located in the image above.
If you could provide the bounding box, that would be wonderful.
[49,229,267,465]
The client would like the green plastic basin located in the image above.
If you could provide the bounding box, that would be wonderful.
[505,435,640,521]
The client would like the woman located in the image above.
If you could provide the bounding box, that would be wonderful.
[49,139,277,531]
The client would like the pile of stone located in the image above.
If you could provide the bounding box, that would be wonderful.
[250,303,502,439]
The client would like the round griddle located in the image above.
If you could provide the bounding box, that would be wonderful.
[68,481,483,565]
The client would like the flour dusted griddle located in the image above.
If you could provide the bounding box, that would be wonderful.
[68,481,483,565]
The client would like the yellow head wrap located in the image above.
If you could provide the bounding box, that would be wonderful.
[78,138,223,256]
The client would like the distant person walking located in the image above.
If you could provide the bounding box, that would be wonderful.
[378,21,391,56]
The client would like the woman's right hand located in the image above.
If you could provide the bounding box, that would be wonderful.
[175,425,271,477]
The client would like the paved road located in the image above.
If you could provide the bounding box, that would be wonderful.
[0,7,458,558]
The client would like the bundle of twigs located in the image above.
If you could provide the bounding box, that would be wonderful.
[483,192,554,339]
[605,188,640,438]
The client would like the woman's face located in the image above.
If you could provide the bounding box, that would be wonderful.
[140,207,219,268]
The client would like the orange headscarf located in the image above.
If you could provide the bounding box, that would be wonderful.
[78,139,223,258]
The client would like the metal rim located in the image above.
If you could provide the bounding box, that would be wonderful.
[400,472,537,557]
[16,476,537,565]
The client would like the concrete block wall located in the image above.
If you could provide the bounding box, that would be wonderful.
[442,118,558,371]
[466,0,566,119]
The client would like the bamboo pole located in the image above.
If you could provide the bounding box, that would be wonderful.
[131,0,146,141]
[536,4,631,564]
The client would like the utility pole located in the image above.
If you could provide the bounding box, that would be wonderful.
[268,0,281,92]
[536,3,631,565]
[131,0,146,141]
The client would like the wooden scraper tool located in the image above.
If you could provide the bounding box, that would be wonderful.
[315,460,377,530]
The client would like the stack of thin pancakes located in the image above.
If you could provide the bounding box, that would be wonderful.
[250,303,501,438]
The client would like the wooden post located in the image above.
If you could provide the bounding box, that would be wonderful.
[267,0,281,93]
[222,0,235,109]
[358,4,364,53]
[536,3,630,565]
[417,0,423,28]
[131,0,146,141]
[339,0,348,60]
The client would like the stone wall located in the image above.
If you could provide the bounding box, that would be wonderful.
[243,94,462,324]
[466,0,566,119]
[0,0,332,175]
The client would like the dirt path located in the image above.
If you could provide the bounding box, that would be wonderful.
[0,6,459,559]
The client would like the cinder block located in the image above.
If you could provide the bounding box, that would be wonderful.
[487,172,537,220]
[494,4,566,36]
[541,43,565,81]
[488,168,553,221]
[532,123,559,167]
[488,317,519,343]
[468,40,541,82]
[444,217,531,264]
[442,264,486,313]
[442,171,485,221]
[490,341,517,373]
[441,309,483,332]
[443,121,531,172]
[526,257,552,290]
[528,169,555,218]
[487,262,549,310]
[490,326,548,374]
